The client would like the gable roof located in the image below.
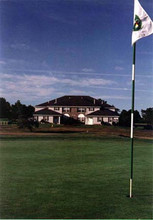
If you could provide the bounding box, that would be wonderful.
[34,108,62,116]
[86,109,119,117]
[36,95,104,107]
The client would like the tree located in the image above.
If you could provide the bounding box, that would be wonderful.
[11,100,34,120]
[0,98,36,130]
[141,108,153,125]
[119,110,131,126]
[17,118,39,131]
[25,105,35,118]
[0,98,11,118]
[11,100,25,119]
[119,109,142,127]
[134,110,142,123]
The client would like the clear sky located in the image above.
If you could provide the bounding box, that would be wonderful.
[0,0,153,112]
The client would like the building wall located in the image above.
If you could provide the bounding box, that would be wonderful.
[93,117,101,125]
[85,116,119,125]
[0,120,8,125]
[69,107,77,119]
[85,116,108,125]
[35,106,100,116]
[69,107,100,120]
[86,107,100,114]
[103,117,109,122]
[49,107,62,114]
[49,116,53,123]
[37,116,43,122]
[85,117,94,125]
[34,115,53,123]
[34,115,61,124]
[34,103,119,125]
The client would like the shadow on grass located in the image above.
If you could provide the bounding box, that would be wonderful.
[126,194,153,198]
[119,134,130,138]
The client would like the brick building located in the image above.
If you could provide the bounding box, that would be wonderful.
[33,95,119,125]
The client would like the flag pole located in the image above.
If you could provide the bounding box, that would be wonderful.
[130,0,153,199]
[130,42,136,198]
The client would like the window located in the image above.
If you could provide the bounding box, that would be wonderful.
[113,117,118,122]
[43,116,49,121]
[62,107,71,112]
[97,117,103,122]
[88,107,94,111]
[77,108,86,112]
[109,118,112,122]
[54,107,60,111]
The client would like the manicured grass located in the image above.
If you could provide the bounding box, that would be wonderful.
[0,135,152,219]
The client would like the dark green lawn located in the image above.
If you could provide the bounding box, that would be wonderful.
[0,135,152,219]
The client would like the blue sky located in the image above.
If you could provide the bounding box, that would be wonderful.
[0,0,153,112]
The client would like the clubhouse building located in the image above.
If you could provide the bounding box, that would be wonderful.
[33,95,119,125]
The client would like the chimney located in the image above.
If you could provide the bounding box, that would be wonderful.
[93,99,96,104]
[54,99,57,104]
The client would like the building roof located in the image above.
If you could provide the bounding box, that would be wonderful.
[0,118,9,121]
[34,108,62,116]
[86,109,119,117]
[36,95,113,107]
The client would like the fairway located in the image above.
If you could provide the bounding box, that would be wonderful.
[0,135,152,219]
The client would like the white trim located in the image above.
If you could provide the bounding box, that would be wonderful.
[131,113,134,138]
[130,178,133,198]
[132,64,135,81]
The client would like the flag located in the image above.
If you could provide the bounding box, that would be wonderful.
[132,0,153,45]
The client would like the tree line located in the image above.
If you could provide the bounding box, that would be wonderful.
[0,97,153,127]
[0,97,38,130]
[119,109,153,127]
[0,97,34,120]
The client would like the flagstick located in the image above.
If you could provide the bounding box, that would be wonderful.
[130,42,136,198]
